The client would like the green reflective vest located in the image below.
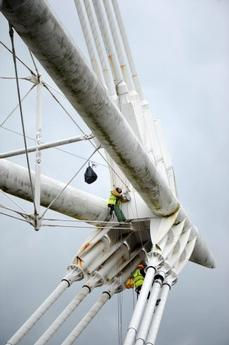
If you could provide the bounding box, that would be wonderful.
[132,269,144,288]
[107,193,117,205]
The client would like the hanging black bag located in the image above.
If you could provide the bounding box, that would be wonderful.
[84,163,98,184]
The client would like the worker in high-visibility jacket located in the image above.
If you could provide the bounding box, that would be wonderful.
[132,263,146,296]
[106,187,128,222]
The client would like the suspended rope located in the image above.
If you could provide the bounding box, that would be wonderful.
[133,190,144,249]
[8,24,37,215]
[117,292,123,345]
[40,147,99,220]
[132,288,136,311]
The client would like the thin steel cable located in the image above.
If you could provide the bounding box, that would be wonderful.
[0,84,36,126]
[132,288,135,311]
[43,84,84,133]
[0,41,35,75]
[42,81,65,98]
[0,202,26,216]
[28,49,40,76]
[0,211,30,223]
[8,24,37,215]
[40,147,99,219]
[0,189,27,213]
[117,292,123,345]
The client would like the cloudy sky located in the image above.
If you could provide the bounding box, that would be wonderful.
[0,1,229,345]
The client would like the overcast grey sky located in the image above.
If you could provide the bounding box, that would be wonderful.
[0,1,229,345]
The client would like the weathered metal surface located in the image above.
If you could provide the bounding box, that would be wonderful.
[1,0,179,217]
[0,134,94,158]
[0,159,107,221]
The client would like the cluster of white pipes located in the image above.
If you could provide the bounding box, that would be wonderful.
[4,213,196,345]
[0,0,215,344]
[5,225,148,345]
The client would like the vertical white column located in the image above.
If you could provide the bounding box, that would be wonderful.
[102,0,135,93]
[34,80,42,230]
[146,283,170,345]
[92,0,124,86]
[84,0,116,97]
[111,0,144,100]
[123,263,156,345]
[74,0,105,85]
[135,278,163,345]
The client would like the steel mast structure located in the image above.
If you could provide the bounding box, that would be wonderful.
[0,1,215,345]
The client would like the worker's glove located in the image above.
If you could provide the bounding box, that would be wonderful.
[125,278,134,289]
[122,191,131,201]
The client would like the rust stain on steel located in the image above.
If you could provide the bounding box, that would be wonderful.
[74,256,84,269]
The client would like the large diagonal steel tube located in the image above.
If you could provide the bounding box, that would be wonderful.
[1,0,178,217]
[0,0,215,269]
[0,159,107,221]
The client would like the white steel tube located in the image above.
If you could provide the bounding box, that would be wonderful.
[98,243,128,277]
[111,0,144,99]
[0,0,215,269]
[123,264,156,345]
[146,283,170,345]
[168,228,191,268]
[92,0,123,84]
[0,134,93,158]
[103,0,134,92]
[5,281,69,345]
[34,286,91,345]
[80,240,105,267]
[84,0,116,97]
[61,291,111,345]
[74,0,104,84]
[0,0,179,217]
[61,254,144,345]
[135,279,162,345]
[34,81,42,221]
[0,159,107,221]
